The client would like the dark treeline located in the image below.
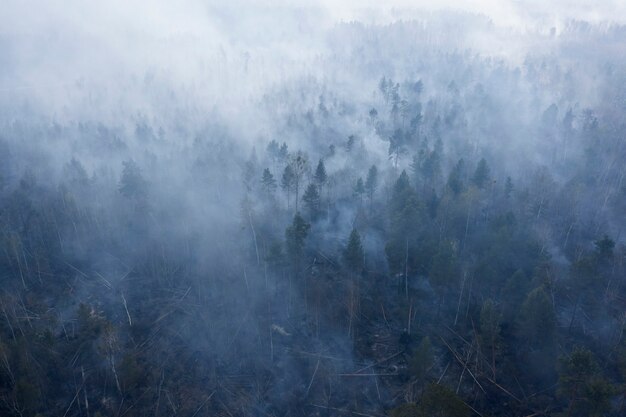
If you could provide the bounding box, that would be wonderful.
[0,11,626,417]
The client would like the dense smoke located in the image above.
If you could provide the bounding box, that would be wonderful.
[0,2,625,417]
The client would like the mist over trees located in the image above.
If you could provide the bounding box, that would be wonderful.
[0,2,625,416]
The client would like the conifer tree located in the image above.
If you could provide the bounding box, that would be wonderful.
[365,165,379,207]
[119,160,147,199]
[519,287,556,348]
[285,212,310,266]
[447,158,465,195]
[281,165,295,209]
[302,183,320,219]
[354,177,365,205]
[261,168,277,195]
[343,228,364,273]
[314,159,327,187]
[472,158,491,189]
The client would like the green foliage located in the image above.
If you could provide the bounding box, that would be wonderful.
[389,403,420,417]
[281,164,295,207]
[266,139,280,162]
[119,159,147,199]
[15,378,39,414]
[593,235,614,262]
[389,383,471,417]
[501,269,529,317]
[343,228,364,273]
[314,159,327,186]
[412,148,441,184]
[266,241,284,267]
[558,347,615,416]
[390,170,414,214]
[410,336,434,382]
[480,299,502,348]
[261,168,277,195]
[428,242,459,294]
[472,158,491,189]
[354,177,365,203]
[288,151,309,210]
[279,142,289,162]
[285,212,310,262]
[419,383,471,417]
[302,183,321,218]
[389,129,407,166]
[365,165,378,201]
[447,158,465,195]
[519,287,556,348]
[385,171,426,277]
[281,164,295,191]
[243,151,258,192]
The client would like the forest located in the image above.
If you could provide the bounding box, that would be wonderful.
[0,2,625,416]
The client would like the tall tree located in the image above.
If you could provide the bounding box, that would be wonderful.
[354,177,365,205]
[313,159,327,188]
[302,183,320,220]
[285,212,310,267]
[343,228,364,273]
[261,168,277,196]
[472,158,491,189]
[288,151,309,212]
[278,142,289,163]
[446,158,465,196]
[519,286,556,348]
[119,160,147,199]
[480,299,502,380]
[558,347,614,417]
[410,336,434,384]
[266,140,280,166]
[281,165,295,210]
[389,129,407,168]
[365,165,379,209]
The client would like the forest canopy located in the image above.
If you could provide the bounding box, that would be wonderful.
[0,1,625,416]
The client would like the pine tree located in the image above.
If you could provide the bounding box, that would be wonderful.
[520,287,556,348]
[386,171,422,280]
[343,228,364,272]
[278,142,289,163]
[285,212,310,264]
[422,150,441,183]
[390,170,414,214]
[558,347,614,416]
[410,336,434,383]
[281,165,295,209]
[429,242,458,295]
[416,383,471,417]
[365,165,379,206]
[594,235,614,262]
[288,151,309,212]
[472,158,491,189]
[266,140,280,164]
[314,159,327,187]
[119,160,147,199]
[480,299,502,379]
[64,158,90,188]
[354,177,365,205]
[302,183,320,219]
[446,158,465,195]
[389,129,407,168]
[261,168,277,195]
